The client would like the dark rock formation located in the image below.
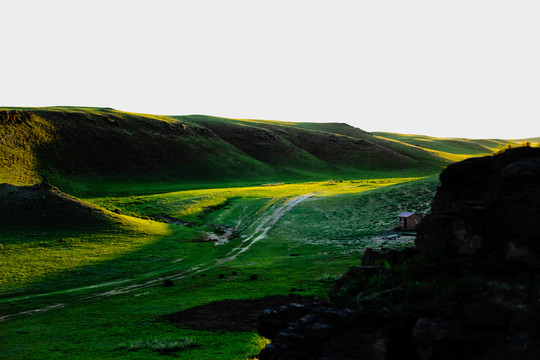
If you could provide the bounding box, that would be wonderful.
[258,305,402,360]
[29,176,53,191]
[361,247,418,266]
[328,266,387,301]
[257,148,540,360]
[416,147,540,266]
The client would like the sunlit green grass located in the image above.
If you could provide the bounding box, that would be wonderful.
[87,178,418,226]
[1,280,272,360]
[1,177,438,359]
[269,175,439,241]
[1,178,425,297]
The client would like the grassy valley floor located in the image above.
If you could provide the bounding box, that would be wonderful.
[0,177,439,359]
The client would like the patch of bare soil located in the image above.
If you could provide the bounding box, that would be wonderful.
[160,295,320,332]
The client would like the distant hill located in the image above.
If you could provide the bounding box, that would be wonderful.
[177,115,449,176]
[0,107,523,195]
[373,132,538,155]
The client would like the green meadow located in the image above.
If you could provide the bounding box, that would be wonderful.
[1,107,535,359]
[1,177,438,359]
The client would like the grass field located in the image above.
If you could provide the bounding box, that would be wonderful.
[2,107,534,359]
[0,177,439,359]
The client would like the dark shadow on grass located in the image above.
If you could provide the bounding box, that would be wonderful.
[0,223,229,304]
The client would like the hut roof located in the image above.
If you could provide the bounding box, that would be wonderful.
[398,211,416,218]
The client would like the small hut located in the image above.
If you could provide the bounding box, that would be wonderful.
[397,212,423,231]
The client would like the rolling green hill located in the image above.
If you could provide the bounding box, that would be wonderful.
[0,108,280,195]
[373,132,539,155]
[2,107,536,198]
[178,115,429,174]
[0,107,460,194]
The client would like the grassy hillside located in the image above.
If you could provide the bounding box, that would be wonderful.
[178,115,454,176]
[373,132,539,156]
[1,108,456,196]
[0,182,113,231]
[0,108,280,195]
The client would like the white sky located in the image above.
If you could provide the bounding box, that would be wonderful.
[1,1,539,139]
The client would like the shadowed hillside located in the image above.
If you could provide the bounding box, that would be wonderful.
[179,115,421,172]
[0,107,499,196]
[0,181,112,232]
[176,115,457,177]
[0,181,146,232]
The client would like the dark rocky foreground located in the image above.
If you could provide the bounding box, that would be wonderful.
[257,147,540,360]
[159,295,318,332]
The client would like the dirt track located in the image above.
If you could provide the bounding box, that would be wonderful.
[0,194,316,322]
[218,194,312,264]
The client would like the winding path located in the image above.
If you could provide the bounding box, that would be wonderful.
[218,194,312,264]
[0,193,314,322]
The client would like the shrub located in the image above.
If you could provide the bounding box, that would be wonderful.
[246,334,271,359]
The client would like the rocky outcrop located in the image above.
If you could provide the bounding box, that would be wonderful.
[416,147,540,266]
[258,305,402,360]
[360,247,418,267]
[257,147,540,360]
